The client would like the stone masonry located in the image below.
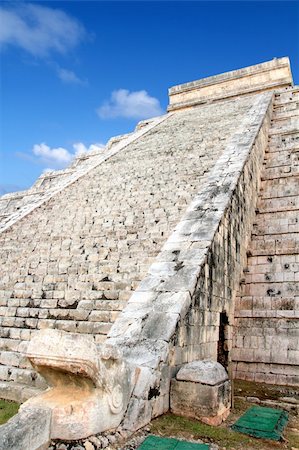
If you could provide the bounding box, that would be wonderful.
[0,94,257,400]
[0,57,297,432]
[0,116,165,233]
[233,86,299,386]
[106,91,274,430]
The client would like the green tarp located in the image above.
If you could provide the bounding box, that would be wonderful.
[138,435,209,449]
[232,406,288,440]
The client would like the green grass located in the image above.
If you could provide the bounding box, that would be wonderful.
[150,411,296,449]
[150,414,256,448]
[0,399,20,425]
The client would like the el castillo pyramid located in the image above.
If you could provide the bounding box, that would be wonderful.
[0,57,298,448]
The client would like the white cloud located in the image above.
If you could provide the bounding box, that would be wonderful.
[31,142,105,169]
[73,142,105,156]
[97,89,163,120]
[33,143,72,165]
[0,3,86,57]
[57,68,87,86]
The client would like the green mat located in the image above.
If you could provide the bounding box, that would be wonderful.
[138,435,209,449]
[232,406,288,440]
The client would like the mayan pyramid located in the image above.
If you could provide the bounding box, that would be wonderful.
[0,57,298,442]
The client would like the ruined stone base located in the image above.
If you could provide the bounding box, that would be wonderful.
[170,361,231,425]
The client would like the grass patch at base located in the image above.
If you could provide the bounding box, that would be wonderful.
[0,399,20,425]
[150,412,294,450]
[150,414,255,448]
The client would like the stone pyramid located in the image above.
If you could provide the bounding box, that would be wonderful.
[0,57,297,444]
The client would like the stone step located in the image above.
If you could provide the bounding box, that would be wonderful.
[268,130,299,145]
[239,280,299,297]
[248,233,299,256]
[273,106,299,120]
[271,111,299,125]
[272,107,299,120]
[251,210,299,236]
[230,314,298,335]
[261,164,299,180]
[233,370,299,392]
[0,358,47,389]
[244,255,299,274]
[264,148,297,167]
[235,295,299,311]
[246,253,298,267]
[269,124,299,137]
[0,304,122,322]
[274,89,299,105]
[259,176,299,199]
[0,380,42,403]
[249,231,299,242]
[252,221,299,237]
[0,317,112,341]
[243,270,298,284]
[235,309,299,318]
[257,194,299,213]
[0,293,132,311]
[268,142,299,154]
[232,341,299,367]
[273,101,299,117]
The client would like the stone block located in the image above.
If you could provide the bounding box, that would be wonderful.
[122,397,152,432]
[170,360,231,426]
[0,406,51,450]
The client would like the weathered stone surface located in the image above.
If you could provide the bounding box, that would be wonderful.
[107,89,273,430]
[168,57,292,111]
[170,361,231,425]
[0,88,260,396]
[24,329,133,440]
[0,60,297,439]
[233,86,299,386]
[0,406,51,450]
[176,360,229,385]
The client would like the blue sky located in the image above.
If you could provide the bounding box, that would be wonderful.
[1,1,298,194]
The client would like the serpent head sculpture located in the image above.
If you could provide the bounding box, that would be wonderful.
[22,329,133,440]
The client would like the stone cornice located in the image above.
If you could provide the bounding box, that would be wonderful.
[168,57,293,112]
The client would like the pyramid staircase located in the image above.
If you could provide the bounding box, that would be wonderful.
[0,117,159,233]
[233,86,299,386]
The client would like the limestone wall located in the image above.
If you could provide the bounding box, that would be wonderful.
[0,94,257,400]
[107,92,273,431]
[232,87,299,386]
